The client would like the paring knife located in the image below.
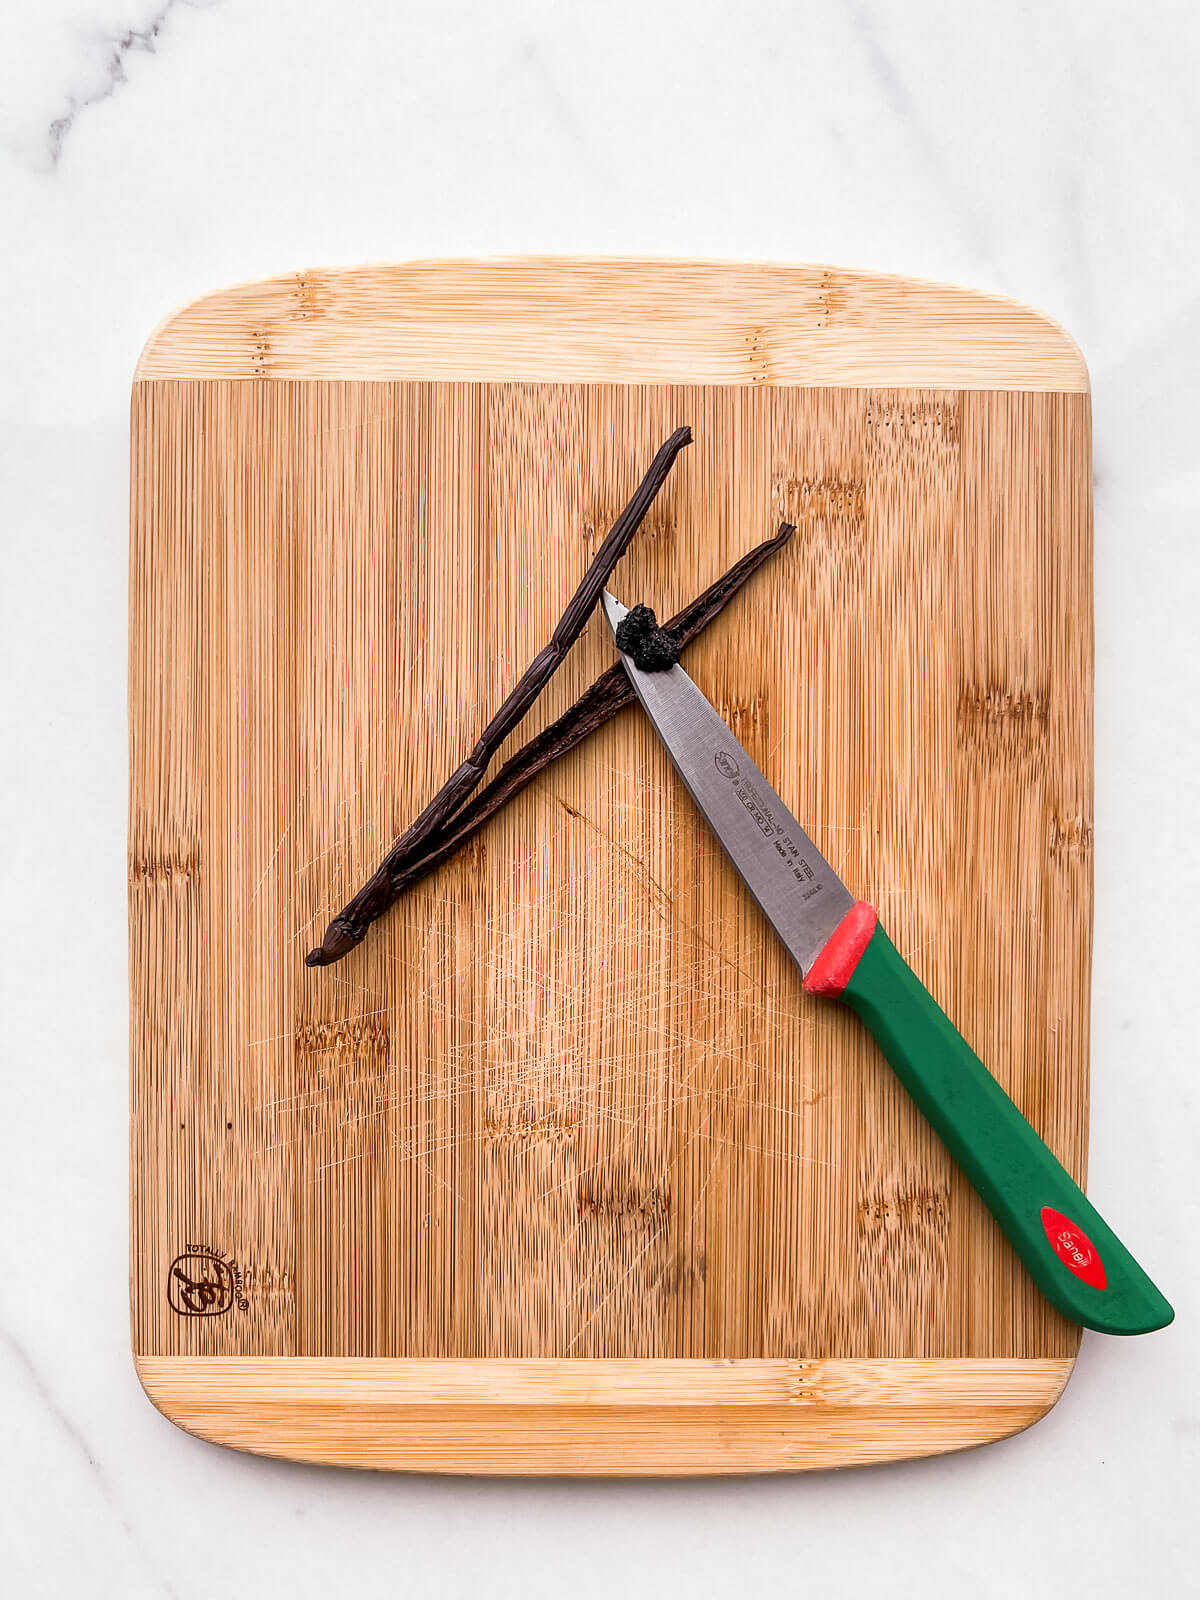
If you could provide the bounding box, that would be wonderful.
[601,592,1172,1336]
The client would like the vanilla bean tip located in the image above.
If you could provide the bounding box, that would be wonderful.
[305,917,363,966]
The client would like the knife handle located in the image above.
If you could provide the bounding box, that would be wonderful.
[805,906,1173,1335]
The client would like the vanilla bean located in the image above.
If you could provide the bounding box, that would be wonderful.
[307,427,692,967]
[307,521,795,966]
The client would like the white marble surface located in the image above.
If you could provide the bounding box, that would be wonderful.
[2,2,1197,1594]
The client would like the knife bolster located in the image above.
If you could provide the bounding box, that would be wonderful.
[802,901,878,996]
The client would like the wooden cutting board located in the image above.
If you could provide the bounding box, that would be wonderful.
[130,258,1092,1474]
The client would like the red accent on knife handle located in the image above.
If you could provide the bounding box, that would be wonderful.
[802,901,878,996]
[1041,1207,1108,1290]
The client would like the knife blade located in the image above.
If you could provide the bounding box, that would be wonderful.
[601,590,1172,1336]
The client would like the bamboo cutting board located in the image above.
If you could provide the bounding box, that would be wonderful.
[130,258,1092,1474]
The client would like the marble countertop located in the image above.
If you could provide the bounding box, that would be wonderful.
[1,2,1196,1595]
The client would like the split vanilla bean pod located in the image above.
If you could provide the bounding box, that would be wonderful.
[361,520,797,907]
[307,426,692,967]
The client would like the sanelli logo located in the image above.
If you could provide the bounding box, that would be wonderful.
[714,751,740,779]
[1040,1206,1107,1291]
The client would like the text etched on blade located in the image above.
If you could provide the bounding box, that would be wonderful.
[713,752,823,898]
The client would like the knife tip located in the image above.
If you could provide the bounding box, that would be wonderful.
[600,590,629,635]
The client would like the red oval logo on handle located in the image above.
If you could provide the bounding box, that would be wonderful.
[1041,1207,1107,1290]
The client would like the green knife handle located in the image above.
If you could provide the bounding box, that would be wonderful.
[805,905,1173,1335]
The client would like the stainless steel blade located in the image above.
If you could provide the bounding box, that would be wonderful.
[601,591,855,975]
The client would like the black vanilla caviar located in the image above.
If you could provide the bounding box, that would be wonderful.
[614,605,682,671]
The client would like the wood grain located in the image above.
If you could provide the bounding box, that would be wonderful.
[135,257,1088,391]
[130,261,1092,1472]
[136,1356,1074,1475]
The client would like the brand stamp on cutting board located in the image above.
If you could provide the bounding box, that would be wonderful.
[167,1245,248,1317]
